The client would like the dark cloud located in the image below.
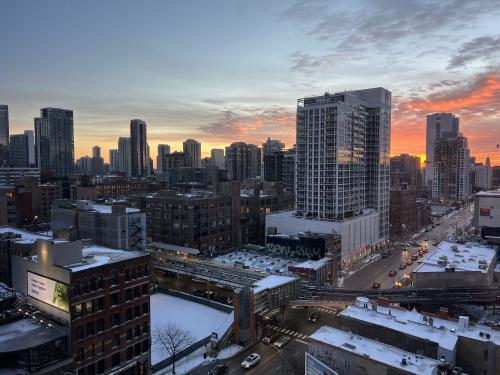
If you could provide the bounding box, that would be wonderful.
[427,79,462,90]
[448,36,500,69]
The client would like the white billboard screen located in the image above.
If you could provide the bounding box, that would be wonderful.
[27,272,70,312]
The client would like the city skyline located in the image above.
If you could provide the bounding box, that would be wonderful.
[2,0,500,164]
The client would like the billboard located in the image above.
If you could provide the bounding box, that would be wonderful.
[305,353,338,375]
[27,272,70,312]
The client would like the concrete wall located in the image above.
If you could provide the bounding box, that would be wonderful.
[457,335,497,375]
[265,211,380,266]
[413,268,494,288]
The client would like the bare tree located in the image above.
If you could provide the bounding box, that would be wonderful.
[153,323,194,374]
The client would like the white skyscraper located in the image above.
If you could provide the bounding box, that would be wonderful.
[118,136,132,177]
[210,148,225,169]
[183,139,201,168]
[425,113,459,187]
[266,88,391,265]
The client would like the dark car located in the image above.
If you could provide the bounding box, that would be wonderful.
[208,364,228,375]
[262,332,279,344]
[372,282,381,289]
[388,270,397,277]
[309,311,321,323]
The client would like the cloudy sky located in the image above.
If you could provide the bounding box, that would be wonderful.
[2,0,500,165]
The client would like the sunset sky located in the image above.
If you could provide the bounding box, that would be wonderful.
[2,0,500,166]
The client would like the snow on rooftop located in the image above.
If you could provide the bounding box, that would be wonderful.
[151,293,233,366]
[0,226,51,244]
[342,298,500,347]
[64,246,144,272]
[294,258,330,270]
[310,326,440,374]
[252,275,298,293]
[413,241,496,274]
[92,204,139,214]
[214,251,298,274]
[340,304,458,351]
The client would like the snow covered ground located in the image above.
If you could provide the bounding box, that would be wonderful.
[217,344,243,360]
[153,346,214,375]
[151,293,233,366]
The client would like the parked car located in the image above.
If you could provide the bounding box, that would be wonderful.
[406,259,413,266]
[274,336,291,349]
[208,364,228,375]
[388,270,397,277]
[309,311,321,323]
[399,263,407,270]
[241,353,261,369]
[372,282,381,289]
[262,332,279,344]
[411,254,418,261]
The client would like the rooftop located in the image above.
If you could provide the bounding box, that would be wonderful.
[0,318,66,353]
[476,191,500,198]
[252,275,298,294]
[63,245,146,272]
[341,297,500,346]
[89,203,139,214]
[148,242,200,255]
[309,326,440,374]
[413,241,496,274]
[214,251,299,274]
[293,258,331,271]
[0,226,51,245]
[340,304,458,351]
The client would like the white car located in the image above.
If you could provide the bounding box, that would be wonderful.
[241,353,260,369]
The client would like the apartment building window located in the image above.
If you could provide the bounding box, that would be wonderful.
[96,318,104,333]
[97,360,104,374]
[112,334,120,347]
[110,292,119,306]
[111,352,120,367]
[86,322,94,336]
[76,325,84,339]
[111,312,120,326]
[142,302,149,314]
[110,271,118,286]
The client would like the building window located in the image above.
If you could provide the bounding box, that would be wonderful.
[112,334,120,347]
[87,322,94,336]
[96,275,103,289]
[76,347,84,361]
[126,308,133,321]
[110,271,118,286]
[143,322,149,334]
[75,303,83,317]
[126,328,132,340]
[110,292,119,306]
[142,283,148,295]
[111,352,120,367]
[125,269,131,281]
[76,325,84,339]
[96,318,104,333]
[97,360,104,374]
[142,339,149,353]
[484,349,489,361]
[134,343,141,356]
[125,288,132,301]
[135,325,141,337]
[111,313,120,326]
[134,305,140,318]
[142,302,149,314]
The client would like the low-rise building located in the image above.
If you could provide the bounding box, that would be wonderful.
[412,241,496,288]
[339,297,500,374]
[266,209,379,269]
[52,199,147,250]
[308,325,442,375]
[11,238,151,374]
[473,190,500,239]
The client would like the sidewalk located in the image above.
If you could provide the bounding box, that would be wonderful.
[338,253,382,286]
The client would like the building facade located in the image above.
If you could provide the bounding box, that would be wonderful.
[0,104,9,166]
[225,142,261,181]
[35,108,75,180]
[156,144,171,173]
[9,133,29,167]
[130,120,148,177]
[210,148,225,169]
[183,139,201,168]
[118,137,132,177]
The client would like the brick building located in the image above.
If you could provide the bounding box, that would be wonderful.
[11,239,151,375]
[389,186,418,238]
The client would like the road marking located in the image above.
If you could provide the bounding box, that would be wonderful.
[295,338,309,345]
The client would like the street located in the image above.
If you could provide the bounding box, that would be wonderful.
[188,305,340,375]
[343,204,473,290]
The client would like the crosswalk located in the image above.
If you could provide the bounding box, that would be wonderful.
[264,324,309,340]
[312,306,339,315]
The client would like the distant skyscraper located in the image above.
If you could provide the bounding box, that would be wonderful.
[390,154,421,189]
[183,139,201,168]
[92,145,101,158]
[0,105,9,165]
[210,148,225,169]
[296,88,391,239]
[157,144,171,173]
[35,108,74,180]
[130,119,148,177]
[9,133,29,167]
[225,142,261,181]
[109,149,119,172]
[118,136,132,176]
[425,113,459,186]
[262,138,285,154]
[263,138,285,182]
[432,132,470,201]
[76,156,92,173]
[24,130,35,167]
